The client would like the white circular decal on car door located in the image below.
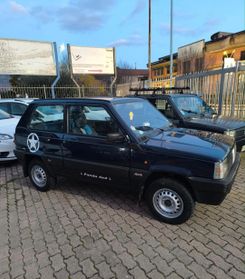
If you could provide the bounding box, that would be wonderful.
[27,133,40,153]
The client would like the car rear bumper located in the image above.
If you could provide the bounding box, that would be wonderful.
[188,153,240,205]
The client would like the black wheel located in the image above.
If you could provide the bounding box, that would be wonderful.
[28,159,55,192]
[145,178,195,224]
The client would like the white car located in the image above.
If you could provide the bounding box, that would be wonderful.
[0,109,19,161]
[0,98,35,118]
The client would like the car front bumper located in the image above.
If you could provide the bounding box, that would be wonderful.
[188,153,240,205]
[236,137,245,152]
[0,139,16,161]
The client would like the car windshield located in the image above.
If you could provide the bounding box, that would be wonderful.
[172,95,216,117]
[113,99,171,140]
[0,109,12,120]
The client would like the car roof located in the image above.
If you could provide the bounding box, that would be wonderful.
[0,98,36,104]
[31,97,145,105]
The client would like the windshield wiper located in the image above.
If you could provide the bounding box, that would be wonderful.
[181,109,198,114]
[135,126,153,131]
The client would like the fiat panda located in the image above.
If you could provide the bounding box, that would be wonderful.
[14,98,240,224]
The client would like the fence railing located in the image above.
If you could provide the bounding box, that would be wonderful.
[1,64,245,119]
[175,63,245,119]
[0,86,112,99]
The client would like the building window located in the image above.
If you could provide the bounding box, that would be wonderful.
[173,63,177,73]
[195,58,203,72]
[183,61,191,74]
[240,51,245,61]
[155,67,163,76]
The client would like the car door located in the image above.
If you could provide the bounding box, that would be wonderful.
[62,104,131,188]
[26,104,65,174]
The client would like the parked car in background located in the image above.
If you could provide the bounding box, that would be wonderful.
[15,97,240,224]
[0,98,35,118]
[0,109,19,161]
[129,90,245,152]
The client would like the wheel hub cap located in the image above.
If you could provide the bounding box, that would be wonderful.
[31,165,47,187]
[153,188,184,218]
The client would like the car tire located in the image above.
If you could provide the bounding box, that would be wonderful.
[145,178,195,224]
[28,159,55,192]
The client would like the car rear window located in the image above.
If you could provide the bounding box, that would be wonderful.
[0,109,12,120]
[0,103,10,114]
[11,103,27,116]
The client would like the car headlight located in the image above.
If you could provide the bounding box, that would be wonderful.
[224,130,236,137]
[214,159,228,179]
[0,134,13,140]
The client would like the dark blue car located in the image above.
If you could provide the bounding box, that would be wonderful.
[132,92,245,152]
[14,97,240,224]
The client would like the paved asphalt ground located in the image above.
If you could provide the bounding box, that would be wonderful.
[0,158,244,279]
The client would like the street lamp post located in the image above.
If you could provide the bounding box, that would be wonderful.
[170,0,173,87]
[148,0,152,86]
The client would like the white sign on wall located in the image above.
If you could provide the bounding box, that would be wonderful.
[223,58,236,68]
[69,46,114,75]
[178,40,205,60]
[0,39,56,76]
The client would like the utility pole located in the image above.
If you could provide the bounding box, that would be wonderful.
[170,0,173,87]
[148,0,152,86]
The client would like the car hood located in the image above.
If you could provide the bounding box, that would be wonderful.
[186,116,245,131]
[143,128,234,162]
[0,117,19,137]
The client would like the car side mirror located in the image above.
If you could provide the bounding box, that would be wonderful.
[106,133,126,143]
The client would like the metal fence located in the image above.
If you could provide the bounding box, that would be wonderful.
[1,64,245,119]
[0,86,112,99]
[175,62,245,119]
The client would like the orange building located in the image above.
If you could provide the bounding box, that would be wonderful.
[204,31,245,70]
[150,53,177,87]
[150,30,245,82]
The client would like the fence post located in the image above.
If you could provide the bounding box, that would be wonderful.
[81,84,85,97]
[230,62,239,117]
[218,69,225,115]
[43,85,47,99]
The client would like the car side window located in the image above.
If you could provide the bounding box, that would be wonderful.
[68,105,121,137]
[156,99,176,119]
[11,103,27,116]
[28,105,64,132]
[0,103,10,114]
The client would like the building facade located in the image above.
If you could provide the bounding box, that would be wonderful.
[204,31,245,70]
[150,30,245,85]
[150,53,177,88]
